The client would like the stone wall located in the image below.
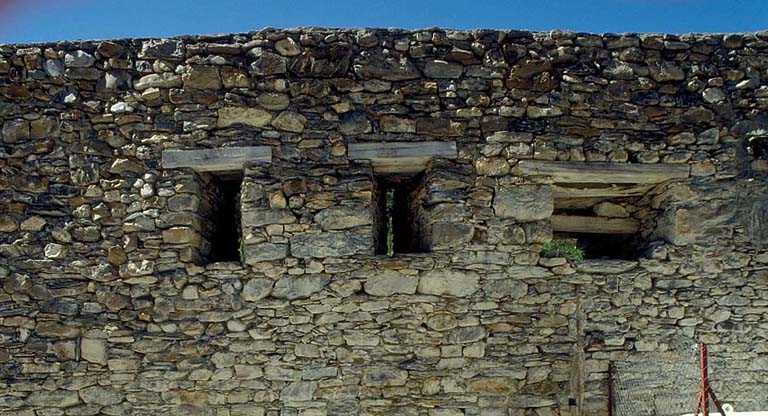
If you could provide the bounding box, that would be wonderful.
[0,28,767,416]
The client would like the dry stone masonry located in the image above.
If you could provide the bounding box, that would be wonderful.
[0,27,767,416]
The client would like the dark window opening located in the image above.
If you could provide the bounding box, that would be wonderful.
[208,174,242,263]
[373,174,428,256]
[550,206,644,260]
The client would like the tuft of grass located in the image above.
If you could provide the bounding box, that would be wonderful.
[541,238,585,261]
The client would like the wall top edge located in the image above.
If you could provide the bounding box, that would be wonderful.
[2,26,767,50]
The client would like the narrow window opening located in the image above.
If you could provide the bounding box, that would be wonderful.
[208,174,242,263]
[374,174,428,256]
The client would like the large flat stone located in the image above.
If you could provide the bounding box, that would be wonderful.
[418,269,479,297]
[315,204,371,230]
[445,326,487,344]
[290,233,373,258]
[280,381,317,402]
[81,338,108,365]
[26,391,80,407]
[242,278,274,301]
[79,386,124,405]
[363,270,419,296]
[272,275,330,300]
[217,107,273,128]
[244,243,288,264]
[134,73,182,90]
[354,54,420,80]
[493,185,553,222]
[362,367,408,386]
[241,209,296,227]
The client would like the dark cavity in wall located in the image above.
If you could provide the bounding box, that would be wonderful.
[373,173,428,256]
[748,136,768,160]
[554,207,644,260]
[209,174,242,263]
[554,231,644,260]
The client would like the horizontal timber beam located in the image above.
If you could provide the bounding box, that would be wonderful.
[552,184,655,199]
[517,160,690,184]
[348,141,457,174]
[162,146,272,172]
[551,215,640,234]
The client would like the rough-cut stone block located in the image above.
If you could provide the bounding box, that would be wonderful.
[140,39,184,59]
[424,60,463,78]
[418,269,479,297]
[241,209,296,227]
[290,233,373,258]
[430,222,475,248]
[416,118,466,137]
[26,391,80,408]
[244,243,288,263]
[354,55,420,80]
[363,270,419,296]
[482,279,528,299]
[746,197,768,247]
[315,204,371,230]
[272,275,330,300]
[339,112,372,135]
[36,322,80,339]
[64,50,95,68]
[271,111,306,133]
[81,338,108,365]
[162,227,202,245]
[217,106,273,128]
[493,185,553,222]
[280,381,317,402]
[134,73,182,90]
[362,367,409,386]
[445,326,487,344]
[380,115,416,133]
[79,386,124,405]
[248,48,287,75]
[654,202,732,245]
[242,278,274,301]
[182,65,222,90]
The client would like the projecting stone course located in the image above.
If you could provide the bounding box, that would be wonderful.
[0,27,767,416]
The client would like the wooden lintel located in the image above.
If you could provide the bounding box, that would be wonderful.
[348,141,457,173]
[552,184,655,199]
[551,214,640,234]
[517,160,690,184]
[555,197,612,210]
[162,146,272,172]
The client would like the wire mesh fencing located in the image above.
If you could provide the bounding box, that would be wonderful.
[612,343,768,416]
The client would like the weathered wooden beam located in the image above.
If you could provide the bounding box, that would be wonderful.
[554,197,610,210]
[552,184,655,199]
[517,160,690,184]
[348,141,457,173]
[551,215,640,234]
[162,146,272,172]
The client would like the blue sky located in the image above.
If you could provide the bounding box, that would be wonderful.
[0,0,767,44]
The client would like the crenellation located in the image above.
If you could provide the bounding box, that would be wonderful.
[0,27,767,415]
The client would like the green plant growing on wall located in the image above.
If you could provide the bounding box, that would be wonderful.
[541,238,585,261]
